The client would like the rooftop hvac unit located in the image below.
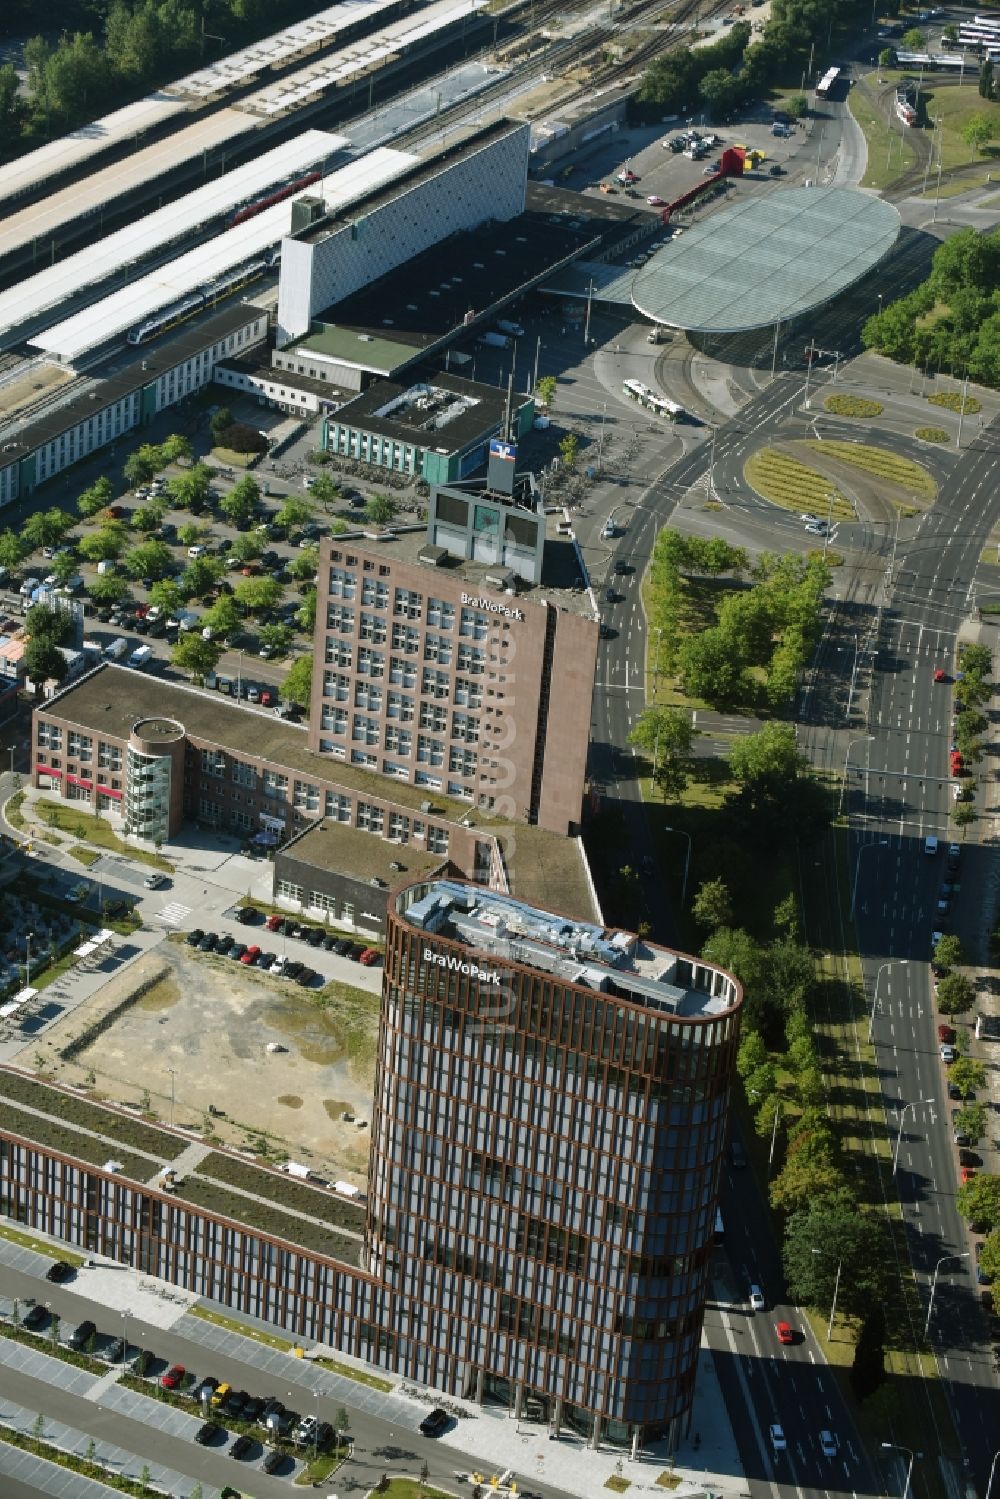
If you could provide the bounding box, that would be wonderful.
[420,800,433,813]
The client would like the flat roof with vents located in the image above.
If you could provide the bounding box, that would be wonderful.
[631,186,900,333]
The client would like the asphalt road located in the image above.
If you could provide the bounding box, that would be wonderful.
[850,422,1000,1490]
[0,1260,565,1499]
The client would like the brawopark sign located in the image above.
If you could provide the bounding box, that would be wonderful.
[461,591,525,621]
[423,947,502,985]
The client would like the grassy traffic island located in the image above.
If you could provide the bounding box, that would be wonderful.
[744,438,937,521]
[30,797,173,872]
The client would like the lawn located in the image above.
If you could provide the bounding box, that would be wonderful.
[918,81,1000,174]
[849,79,919,191]
[380,1482,455,1499]
[801,439,937,499]
[33,799,172,871]
[744,448,856,520]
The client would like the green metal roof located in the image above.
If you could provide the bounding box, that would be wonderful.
[631,186,900,334]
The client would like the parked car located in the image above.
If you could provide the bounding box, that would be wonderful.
[195,1421,221,1445]
[262,1447,286,1474]
[104,1336,128,1362]
[294,967,315,987]
[359,947,380,966]
[161,1363,186,1389]
[67,1319,96,1351]
[235,906,260,925]
[240,945,261,966]
[231,1434,254,1460]
[22,1304,48,1331]
[227,942,247,962]
[143,872,167,890]
[419,1408,449,1437]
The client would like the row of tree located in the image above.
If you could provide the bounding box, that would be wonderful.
[861,228,1000,390]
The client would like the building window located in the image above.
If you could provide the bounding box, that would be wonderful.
[449,746,477,776]
[356,801,384,833]
[416,735,444,767]
[277,879,304,903]
[384,725,411,756]
[388,811,409,841]
[324,671,351,700]
[200,748,226,778]
[37,723,64,751]
[428,825,450,854]
[362,579,390,609]
[457,644,485,675]
[232,761,257,789]
[325,791,351,820]
[320,705,349,735]
[357,647,385,678]
[391,623,421,654]
[325,639,352,668]
[393,587,423,620]
[387,692,414,722]
[419,702,447,732]
[423,634,453,665]
[354,681,382,712]
[97,742,123,770]
[326,606,354,634]
[426,598,455,630]
[460,607,489,641]
[421,669,450,701]
[389,657,417,689]
[293,780,320,811]
[414,771,442,792]
[360,612,387,644]
[263,770,288,798]
[451,713,479,743]
[352,715,380,746]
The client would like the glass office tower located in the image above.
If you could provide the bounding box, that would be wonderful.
[366,879,742,1449]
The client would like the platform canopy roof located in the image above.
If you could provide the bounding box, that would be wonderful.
[631,186,901,333]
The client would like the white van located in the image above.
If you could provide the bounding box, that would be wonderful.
[924,835,938,856]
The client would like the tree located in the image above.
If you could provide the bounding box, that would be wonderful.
[335,1406,350,1445]
[784,1201,886,1320]
[24,637,68,686]
[700,67,741,119]
[235,576,282,615]
[21,507,75,551]
[210,407,234,443]
[955,1101,988,1145]
[149,579,183,615]
[956,1175,1000,1233]
[26,603,74,645]
[172,633,221,681]
[962,113,995,159]
[980,1233,1000,1307]
[77,477,113,518]
[960,643,992,678]
[159,434,191,466]
[942,24,958,44]
[730,722,804,785]
[289,547,319,582]
[936,971,975,1015]
[980,56,995,100]
[168,463,212,513]
[0,529,25,570]
[559,433,580,470]
[202,595,241,641]
[296,586,317,634]
[702,927,764,996]
[133,502,165,534]
[78,524,127,562]
[629,705,694,799]
[217,421,267,455]
[770,1154,847,1215]
[536,375,557,406]
[139,1463,152,1493]
[949,1057,986,1100]
[692,877,733,931]
[282,654,313,709]
[878,47,896,70]
[773,892,799,938]
[933,934,965,971]
[180,557,223,599]
[901,27,926,49]
[88,575,129,606]
[259,623,294,656]
[228,532,263,563]
[736,1030,768,1080]
[220,476,260,526]
[123,446,161,488]
[177,523,202,548]
[850,1306,886,1400]
[678,627,749,704]
[785,93,808,119]
[366,493,397,526]
[122,540,174,580]
[0,62,19,128]
[309,473,341,510]
[276,498,314,530]
[31,1411,46,1450]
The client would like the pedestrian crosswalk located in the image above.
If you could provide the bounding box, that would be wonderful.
[157,901,191,927]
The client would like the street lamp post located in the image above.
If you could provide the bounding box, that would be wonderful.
[25,931,33,990]
[663,825,692,908]
[838,733,874,817]
[869,959,909,1043]
[882,1443,919,1499]
[168,1067,177,1128]
[122,1309,129,1370]
[811,1247,842,1342]
[894,1097,935,1176]
[850,839,888,920]
[923,1251,969,1339]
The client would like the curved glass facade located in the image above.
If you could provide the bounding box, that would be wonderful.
[365,880,742,1446]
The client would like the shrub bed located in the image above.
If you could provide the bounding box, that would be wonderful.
[197,1152,366,1233]
[928,390,981,414]
[0,1318,104,1374]
[0,1073,175,1159]
[915,426,950,443]
[823,394,884,417]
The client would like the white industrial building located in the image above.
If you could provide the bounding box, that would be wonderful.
[276,119,531,347]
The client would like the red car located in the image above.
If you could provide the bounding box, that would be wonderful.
[951,756,964,777]
[266,913,282,932]
[161,1363,185,1389]
[775,1321,794,1345]
[134,604,149,618]
[961,1167,978,1184]
[259,688,274,707]
[933,668,947,683]
[240,945,261,965]
[938,1024,956,1043]
[359,948,380,967]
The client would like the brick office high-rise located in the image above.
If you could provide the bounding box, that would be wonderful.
[365,878,743,1447]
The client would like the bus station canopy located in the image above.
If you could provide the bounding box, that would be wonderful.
[631,186,900,334]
